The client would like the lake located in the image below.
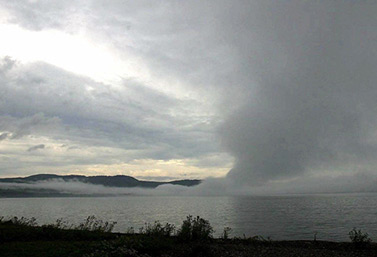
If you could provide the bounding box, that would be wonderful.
[1,193,377,241]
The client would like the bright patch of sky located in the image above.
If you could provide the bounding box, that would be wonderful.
[0,3,228,179]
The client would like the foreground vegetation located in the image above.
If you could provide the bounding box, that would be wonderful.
[1,216,377,257]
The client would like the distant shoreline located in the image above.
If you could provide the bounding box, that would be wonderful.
[0,173,201,198]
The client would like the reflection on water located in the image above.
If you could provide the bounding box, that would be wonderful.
[1,193,377,241]
[231,194,377,241]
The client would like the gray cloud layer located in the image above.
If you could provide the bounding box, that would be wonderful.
[217,1,377,186]
[2,1,377,193]
[0,132,9,141]
[0,57,218,158]
[27,144,45,152]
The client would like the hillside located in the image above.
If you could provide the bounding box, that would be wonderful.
[0,174,201,197]
[0,174,201,188]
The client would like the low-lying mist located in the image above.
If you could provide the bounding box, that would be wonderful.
[2,172,377,197]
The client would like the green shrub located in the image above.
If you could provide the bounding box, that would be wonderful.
[126,227,135,234]
[140,221,175,237]
[177,215,213,241]
[221,227,232,239]
[9,216,37,226]
[42,218,73,230]
[349,228,371,247]
[75,216,117,233]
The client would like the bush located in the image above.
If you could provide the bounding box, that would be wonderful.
[75,216,117,233]
[9,216,37,226]
[221,227,232,240]
[126,227,135,234]
[349,228,371,247]
[42,218,73,230]
[177,215,213,241]
[141,221,175,237]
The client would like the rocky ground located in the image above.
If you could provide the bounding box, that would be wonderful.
[93,240,377,257]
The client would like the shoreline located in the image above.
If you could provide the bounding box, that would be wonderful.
[1,217,376,257]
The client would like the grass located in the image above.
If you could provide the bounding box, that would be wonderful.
[1,216,377,256]
[0,219,113,257]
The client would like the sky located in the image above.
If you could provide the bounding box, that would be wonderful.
[1,1,377,194]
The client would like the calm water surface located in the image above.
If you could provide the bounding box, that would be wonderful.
[1,194,377,241]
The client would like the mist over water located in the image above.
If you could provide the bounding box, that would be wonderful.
[2,173,377,197]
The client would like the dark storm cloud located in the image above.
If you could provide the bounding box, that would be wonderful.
[214,1,377,185]
[79,1,377,186]
[86,0,377,187]
[27,144,45,152]
[2,1,377,192]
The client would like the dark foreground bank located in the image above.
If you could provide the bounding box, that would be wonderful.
[0,216,376,257]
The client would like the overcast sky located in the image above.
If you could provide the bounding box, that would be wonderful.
[1,1,377,193]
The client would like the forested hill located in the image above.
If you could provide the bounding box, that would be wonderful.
[0,174,201,188]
